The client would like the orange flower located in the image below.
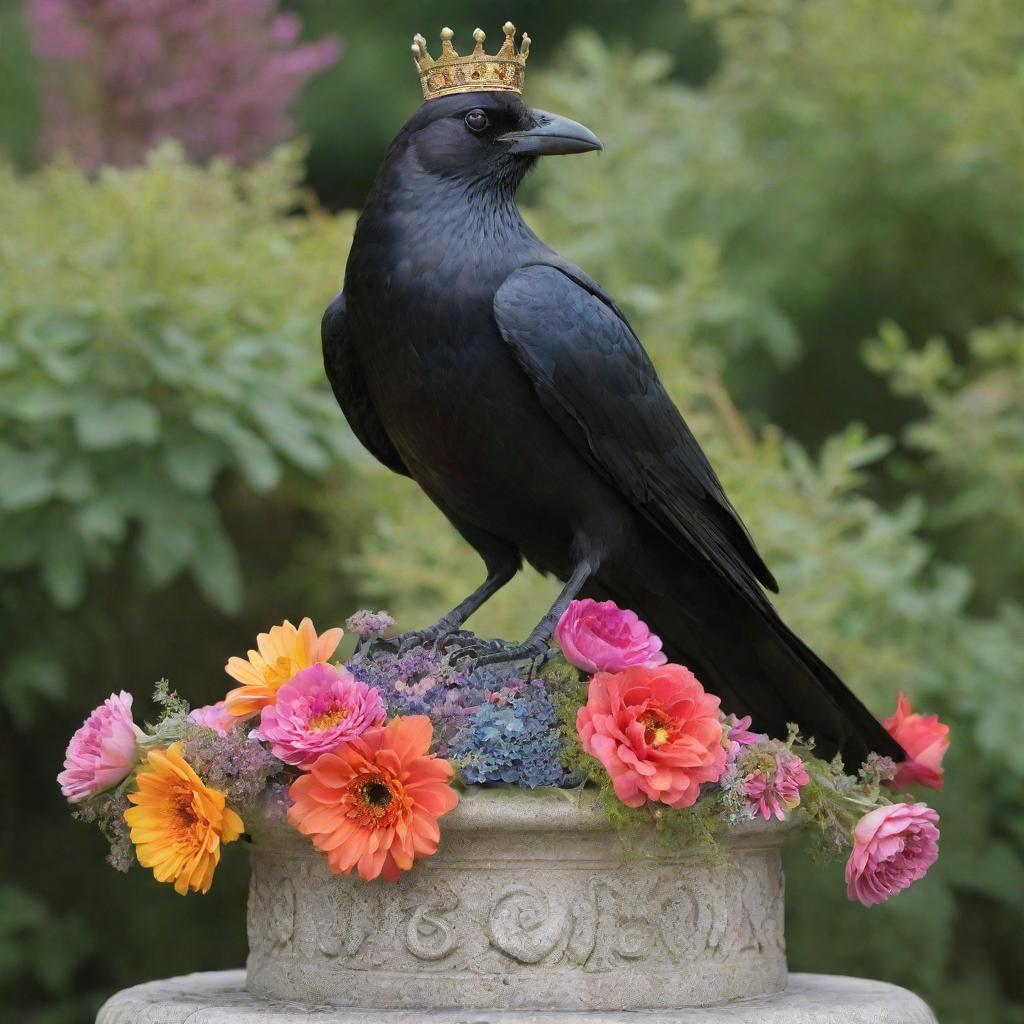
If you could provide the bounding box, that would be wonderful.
[287,716,459,882]
[124,743,243,895]
[224,617,344,720]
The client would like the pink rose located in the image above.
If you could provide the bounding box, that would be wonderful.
[58,691,141,802]
[188,700,237,736]
[845,802,940,906]
[577,664,726,808]
[257,663,386,769]
[556,599,668,674]
[883,692,949,791]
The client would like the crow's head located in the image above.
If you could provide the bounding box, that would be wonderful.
[397,90,601,190]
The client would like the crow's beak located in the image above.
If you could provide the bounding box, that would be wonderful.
[498,109,603,156]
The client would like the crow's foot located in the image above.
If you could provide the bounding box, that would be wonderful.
[474,636,556,668]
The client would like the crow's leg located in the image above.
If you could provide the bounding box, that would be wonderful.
[378,530,520,653]
[474,560,593,666]
[396,565,517,651]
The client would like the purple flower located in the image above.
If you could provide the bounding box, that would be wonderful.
[257,663,385,768]
[345,609,397,641]
[25,0,341,169]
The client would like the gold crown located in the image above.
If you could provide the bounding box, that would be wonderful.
[411,22,530,101]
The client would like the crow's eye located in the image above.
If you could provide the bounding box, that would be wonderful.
[464,109,489,133]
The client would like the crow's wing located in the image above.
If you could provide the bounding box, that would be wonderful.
[493,262,777,594]
[322,292,410,477]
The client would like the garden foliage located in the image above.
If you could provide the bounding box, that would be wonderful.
[2,2,1024,1022]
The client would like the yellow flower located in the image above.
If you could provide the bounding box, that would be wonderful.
[223,617,344,720]
[124,743,243,895]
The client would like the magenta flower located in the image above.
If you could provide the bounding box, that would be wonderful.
[740,744,810,821]
[188,700,237,736]
[556,599,667,674]
[723,713,766,761]
[845,802,940,906]
[25,0,340,170]
[256,663,386,769]
[58,691,141,802]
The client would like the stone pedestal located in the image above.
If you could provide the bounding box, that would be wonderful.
[95,787,938,1023]
[96,970,938,1023]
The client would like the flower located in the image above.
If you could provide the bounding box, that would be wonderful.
[739,743,810,821]
[345,609,397,641]
[845,802,940,906]
[224,617,344,720]
[257,663,386,769]
[883,692,949,791]
[722,713,765,761]
[58,691,141,803]
[576,664,726,808]
[556,599,668,674]
[287,716,459,882]
[124,742,244,895]
[451,681,569,788]
[188,701,237,736]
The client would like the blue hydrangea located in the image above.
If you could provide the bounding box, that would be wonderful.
[449,681,568,788]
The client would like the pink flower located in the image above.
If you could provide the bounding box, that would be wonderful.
[556,599,668,674]
[723,713,766,761]
[188,701,237,736]
[740,744,810,821]
[883,692,949,791]
[58,691,141,802]
[256,663,386,769]
[577,664,726,808]
[845,802,940,906]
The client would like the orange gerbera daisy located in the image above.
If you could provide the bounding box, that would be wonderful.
[287,716,459,882]
[124,742,244,895]
[224,617,344,720]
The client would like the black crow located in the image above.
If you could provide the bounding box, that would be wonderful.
[324,87,900,768]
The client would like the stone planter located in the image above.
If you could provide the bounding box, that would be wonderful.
[245,786,794,1011]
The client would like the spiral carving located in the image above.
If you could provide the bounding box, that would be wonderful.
[404,889,459,961]
[488,886,570,964]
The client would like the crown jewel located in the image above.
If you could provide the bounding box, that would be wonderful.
[411,22,530,101]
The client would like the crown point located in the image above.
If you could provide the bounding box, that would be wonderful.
[503,21,515,36]
[521,31,531,56]
[473,27,485,43]
[440,26,454,40]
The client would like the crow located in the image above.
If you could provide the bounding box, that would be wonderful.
[324,89,901,769]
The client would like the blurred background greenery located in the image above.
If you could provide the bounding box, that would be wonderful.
[1,1,1022,1021]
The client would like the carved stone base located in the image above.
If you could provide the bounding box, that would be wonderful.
[96,970,939,1023]
[246,788,794,1011]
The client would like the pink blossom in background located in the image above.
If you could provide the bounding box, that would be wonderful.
[556,598,667,674]
[257,663,386,769]
[576,663,726,809]
[740,743,810,821]
[845,802,940,906]
[188,700,237,736]
[883,691,950,791]
[24,0,341,169]
[58,691,141,802]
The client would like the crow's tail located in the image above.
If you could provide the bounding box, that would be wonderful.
[591,554,902,771]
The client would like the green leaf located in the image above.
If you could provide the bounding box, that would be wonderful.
[162,434,228,493]
[74,397,160,450]
[0,446,57,511]
[189,520,243,613]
